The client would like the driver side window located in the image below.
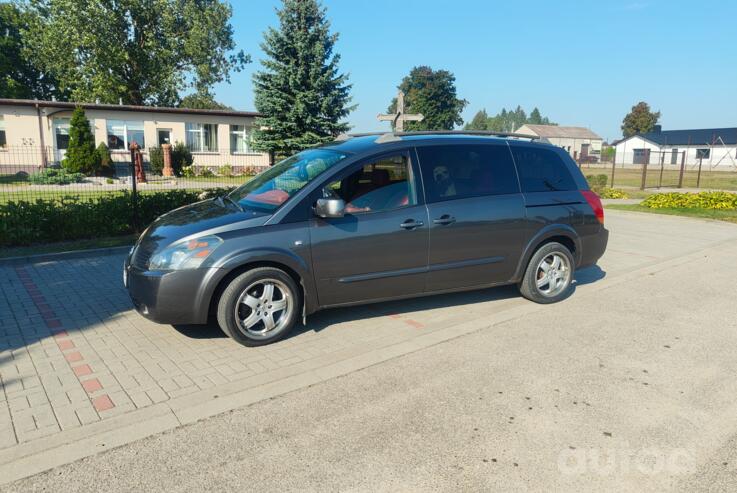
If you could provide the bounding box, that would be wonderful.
[325,155,416,214]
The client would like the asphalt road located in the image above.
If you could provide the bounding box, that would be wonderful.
[5,211,737,492]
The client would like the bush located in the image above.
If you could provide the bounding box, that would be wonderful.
[149,146,164,175]
[106,178,115,184]
[598,188,629,199]
[171,142,193,176]
[218,164,233,177]
[181,165,196,178]
[585,174,608,192]
[62,107,99,175]
[0,187,236,247]
[642,192,737,210]
[95,143,113,176]
[29,168,86,185]
[199,168,215,178]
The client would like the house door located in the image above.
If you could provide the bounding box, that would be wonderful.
[580,143,590,159]
[53,118,70,163]
[157,129,172,146]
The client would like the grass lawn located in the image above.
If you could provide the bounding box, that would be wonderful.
[606,204,737,224]
[0,235,136,259]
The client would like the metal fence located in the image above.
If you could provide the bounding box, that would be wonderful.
[575,149,737,191]
[0,145,269,205]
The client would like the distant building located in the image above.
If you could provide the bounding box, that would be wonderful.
[516,124,603,161]
[613,126,737,168]
[0,98,269,174]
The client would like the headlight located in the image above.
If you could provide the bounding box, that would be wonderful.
[148,235,223,271]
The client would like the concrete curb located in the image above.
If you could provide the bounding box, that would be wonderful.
[0,245,132,266]
[0,238,731,485]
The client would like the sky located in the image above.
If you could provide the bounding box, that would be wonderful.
[212,0,737,143]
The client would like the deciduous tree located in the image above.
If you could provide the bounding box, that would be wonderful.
[388,66,467,131]
[0,3,62,99]
[23,0,249,105]
[621,101,660,137]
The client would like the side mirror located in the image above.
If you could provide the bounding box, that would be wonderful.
[314,197,345,218]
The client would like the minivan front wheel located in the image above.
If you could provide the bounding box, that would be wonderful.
[217,267,300,346]
[519,242,574,304]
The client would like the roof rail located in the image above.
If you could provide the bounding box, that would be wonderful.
[394,130,539,140]
[335,130,539,144]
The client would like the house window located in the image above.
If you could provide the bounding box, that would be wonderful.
[186,123,218,152]
[695,148,710,160]
[633,149,650,165]
[0,116,6,148]
[107,120,145,150]
[53,118,71,150]
[229,125,250,153]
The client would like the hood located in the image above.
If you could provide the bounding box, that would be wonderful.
[130,199,269,268]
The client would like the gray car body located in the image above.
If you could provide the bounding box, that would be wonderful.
[124,134,608,325]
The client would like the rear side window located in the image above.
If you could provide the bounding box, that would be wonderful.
[417,144,519,203]
[511,146,577,192]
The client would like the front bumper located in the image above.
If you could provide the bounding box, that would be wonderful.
[124,258,225,325]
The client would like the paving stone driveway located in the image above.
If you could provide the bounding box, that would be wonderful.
[2,210,737,458]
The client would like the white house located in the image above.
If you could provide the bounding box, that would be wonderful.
[0,98,270,174]
[515,124,603,161]
[613,126,737,169]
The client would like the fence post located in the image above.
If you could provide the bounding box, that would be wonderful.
[640,149,650,190]
[129,142,140,233]
[610,149,616,187]
[696,156,703,188]
[162,143,173,177]
[678,151,685,188]
[658,152,665,188]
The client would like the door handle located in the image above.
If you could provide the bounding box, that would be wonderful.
[399,219,424,230]
[433,214,456,225]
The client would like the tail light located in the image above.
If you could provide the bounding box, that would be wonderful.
[581,190,604,225]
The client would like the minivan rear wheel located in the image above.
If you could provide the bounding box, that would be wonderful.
[519,242,574,304]
[216,267,301,346]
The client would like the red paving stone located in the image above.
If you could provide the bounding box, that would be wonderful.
[92,395,115,412]
[57,339,75,351]
[73,364,93,377]
[404,319,425,329]
[53,330,69,338]
[64,351,83,363]
[82,379,103,394]
[45,319,62,328]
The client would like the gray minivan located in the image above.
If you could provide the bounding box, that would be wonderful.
[124,132,608,346]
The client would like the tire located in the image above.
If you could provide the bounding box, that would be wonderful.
[518,242,575,304]
[216,267,301,347]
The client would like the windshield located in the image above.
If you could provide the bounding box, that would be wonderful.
[227,149,348,212]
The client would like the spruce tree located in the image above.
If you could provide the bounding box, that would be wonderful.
[252,0,354,157]
[62,107,98,175]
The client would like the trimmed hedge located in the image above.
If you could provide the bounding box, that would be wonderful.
[0,188,234,247]
[641,191,737,210]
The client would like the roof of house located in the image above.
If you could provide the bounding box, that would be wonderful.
[628,127,737,146]
[517,124,602,140]
[0,98,260,118]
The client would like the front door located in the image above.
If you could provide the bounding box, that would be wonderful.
[417,143,526,291]
[157,129,172,146]
[53,118,70,163]
[309,152,429,306]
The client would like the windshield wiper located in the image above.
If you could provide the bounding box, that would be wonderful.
[221,194,244,212]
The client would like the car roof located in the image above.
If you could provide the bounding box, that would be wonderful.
[321,132,553,156]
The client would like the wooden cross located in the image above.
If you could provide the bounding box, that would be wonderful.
[377,90,424,132]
